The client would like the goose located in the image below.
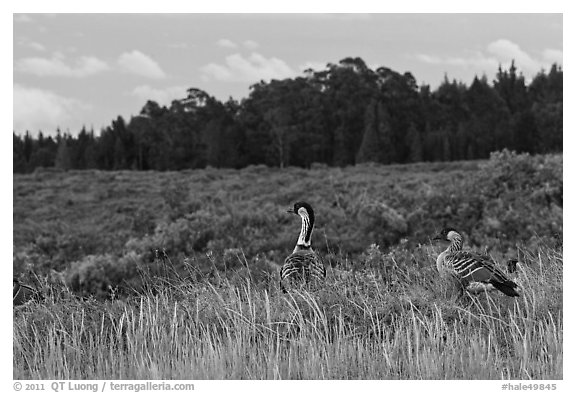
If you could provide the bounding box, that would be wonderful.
[280,201,326,292]
[13,278,39,306]
[432,227,520,297]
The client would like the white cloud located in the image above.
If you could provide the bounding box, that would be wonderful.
[15,55,110,77]
[201,63,233,81]
[117,50,167,79]
[415,39,563,77]
[243,40,260,50]
[27,42,46,52]
[415,53,499,70]
[486,39,541,74]
[217,39,238,49]
[130,85,188,105]
[542,49,563,64]
[299,61,328,72]
[17,38,46,51]
[217,39,260,50]
[13,84,89,134]
[201,52,295,82]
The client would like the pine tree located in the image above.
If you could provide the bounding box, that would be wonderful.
[406,123,422,163]
[377,102,394,164]
[55,137,72,171]
[356,100,380,163]
[113,138,126,169]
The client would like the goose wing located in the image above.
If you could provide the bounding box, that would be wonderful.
[280,250,326,281]
[448,251,512,284]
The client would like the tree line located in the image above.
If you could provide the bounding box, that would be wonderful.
[13,57,562,173]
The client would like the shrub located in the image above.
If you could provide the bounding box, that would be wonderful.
[473,150,562,248]
[357,201,408,247]
[14,151,562,298]
[65,252,140,298]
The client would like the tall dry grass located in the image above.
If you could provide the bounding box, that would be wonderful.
[13,244,562,379]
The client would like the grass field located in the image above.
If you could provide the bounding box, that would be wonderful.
[13,150,563,379]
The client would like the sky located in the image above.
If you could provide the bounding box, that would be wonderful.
[13,13,563,136]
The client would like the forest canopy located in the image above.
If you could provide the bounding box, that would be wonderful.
[13,58,562,173]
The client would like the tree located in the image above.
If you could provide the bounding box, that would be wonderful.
[113,138,126,169]
[529,64,563,153]
[12,56,562,173]
[139,100,167,119]
[512,110,540,154]
[13,133,27,173]
[55,136,72,170]
[376,67,422,163]
[441,131,451,161]
[265,106,294,168]
[533,102,562,153]
[324,58,378,166]
[357,100,393,164]
[466,75,511,155]
[493,61,529,115]
[357,100,381,163]
[406,124,423,162]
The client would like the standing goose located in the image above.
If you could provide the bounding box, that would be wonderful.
[280,201,326,292]
[432,227,520,297]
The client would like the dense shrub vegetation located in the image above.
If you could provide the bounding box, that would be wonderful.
[13,59,562,172]
[13,151,562,379]
[13,150,561,296]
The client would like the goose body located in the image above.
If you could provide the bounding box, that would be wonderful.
[433,228,520,297]
[280,202,326,291]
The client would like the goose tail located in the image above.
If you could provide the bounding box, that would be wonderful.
[491,280,521,297]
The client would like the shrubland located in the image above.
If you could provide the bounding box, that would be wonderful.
[13,150,562,379]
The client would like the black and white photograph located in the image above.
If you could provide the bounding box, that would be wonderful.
[11,8,564,384]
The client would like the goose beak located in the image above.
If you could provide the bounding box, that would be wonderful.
[432,234,443,241]
[286,208,296,214]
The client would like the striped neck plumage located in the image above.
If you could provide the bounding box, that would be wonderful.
[294,210,313,252]
[447,231,464,252]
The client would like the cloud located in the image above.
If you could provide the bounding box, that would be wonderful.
[13,84,89,134]
[27,42,46,51]
[415,53,499,70]
[542,49,563,64]
[17,38,46,51]
[217,39,238,49]
[15,55,110,77]
[217,39,260,50]
[201,52,295,82]
[486,39,541,74]
[299,61,329,72]
[415,39,563,76]
[243,40,260,50]
[130,85,187,105]
[117,50,167,79]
